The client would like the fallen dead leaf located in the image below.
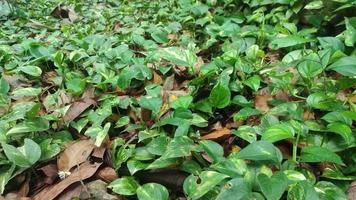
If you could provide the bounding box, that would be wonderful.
[95,167,118,183]
[51,3,79,22]
[255,89,272,113]
[56,183,83,200]
[92,147,106,160]
[32,162,102,200]
[79,180,121,200]
[336,90,347,101]
[193,56,204,74]
[302,109,315,120]
[201,128,231,140]
[348,94,356,103]
[38,164,58,184]
[152,71,163,84]
[62,86,96,123]
[57,140,95,172]
[348,181,356,200]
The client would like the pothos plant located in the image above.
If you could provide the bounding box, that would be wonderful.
[0,0,355,199]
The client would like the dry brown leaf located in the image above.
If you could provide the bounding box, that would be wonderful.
[163,75,175,91]
[302,109,315,120]
[32,162,102,200]
[193,57,204,74]
[92,147,106,159]
[141,108,152,124]
[38,164,58,184]
[57,140,95,172]
[56,183,83,200]
[348,181,356,200]
[254,91,272,113]
[201,128,231,140]
[96,167,118,183]
[336,90,347,101]
[152,71,163,84]
[62,86,95,123]
[348,95,356,103]
[167,34,177,40]
[4,193,30,200]
[51,3,79,22]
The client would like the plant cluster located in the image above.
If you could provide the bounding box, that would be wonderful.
[0,0,355,199]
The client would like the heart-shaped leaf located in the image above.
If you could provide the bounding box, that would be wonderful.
[183,171,228,200]
[137,183,169,200]
[257,172,289,200]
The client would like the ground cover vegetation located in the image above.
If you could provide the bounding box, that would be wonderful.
[0,0,356,199]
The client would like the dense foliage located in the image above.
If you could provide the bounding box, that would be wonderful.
[0,0,356,199]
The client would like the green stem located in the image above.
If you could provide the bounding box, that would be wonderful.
[292,131,301,163]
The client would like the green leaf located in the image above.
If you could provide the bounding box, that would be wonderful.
[108,177,139,196]
[209,80,231,109]
[2,139,41,168]
[300,146,343,165]
[237,141,283,164]
[258,172,288,200]
[305,1,323,9]
[95,122,110,147]
[270,36,312,49]
[39,139,61,160]
[146,157,178,169]
[171,95,193,109]
[233,126,257,143]
[0,165,15,194]
[115,116,130,128]
[12,87,41,97]
[315,181,347,200]
[161,136,196,159]
[157,47,197,67]
[127,159,149,175]
[0,77,10,95]
[322,168,356,181]
[318,37,344,52]
[139,96,162,114]
[243,75,261,91]
[345,17,356,47]
[18,65,42,77]
[233,107,260,121]
[262,123,295,143]
[137,183,169,200]
[327,56,356,76]
[327,122,352,144]
[7,118,49,136]
[297,53,323,78]
[66,78,86,95]
[216,178,251,200]
[151,29,169,44]
[287,181,319,200]
[183,171,228,200]
[199,140,224,163]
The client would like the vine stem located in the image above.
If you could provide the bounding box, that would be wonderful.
[292,130,301,163]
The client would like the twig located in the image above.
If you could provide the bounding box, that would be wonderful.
[76,163,91,198]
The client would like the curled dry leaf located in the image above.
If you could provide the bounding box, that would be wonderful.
[32,162,102,200]
[51,3,79,22]
[62,86,96,123]
[348,181,356,200]
[38,164,58,184]
[302,109,315,120]
[254,89,272,113]
[91,147,106,160]
[57,140,95,172]
[79,180,121,200]
[152,71,163,84]
[95,167,118,183]
[56,183,83,200]
[201,127,231,140]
